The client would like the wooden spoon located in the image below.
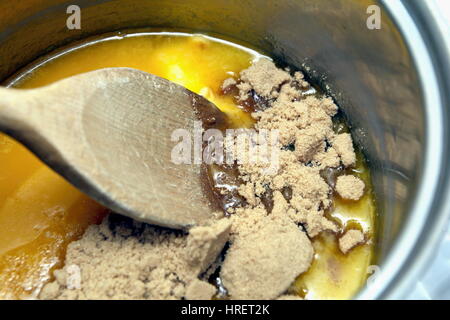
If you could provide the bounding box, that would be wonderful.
[0,68,228,229]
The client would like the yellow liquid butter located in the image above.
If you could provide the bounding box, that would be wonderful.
[0,32,375,299]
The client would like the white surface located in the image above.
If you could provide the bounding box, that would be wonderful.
[408,223,450,299]
[407,0,450,300]
[435,0,450,24]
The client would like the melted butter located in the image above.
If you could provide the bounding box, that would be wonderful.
[0,166,106,299]
[0,31,375,300]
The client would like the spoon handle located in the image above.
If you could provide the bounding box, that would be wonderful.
[0,87,46,147]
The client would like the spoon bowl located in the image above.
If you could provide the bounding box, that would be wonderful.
[0,68,226,229]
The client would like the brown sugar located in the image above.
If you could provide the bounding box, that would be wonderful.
[221,213,313,300]
[186,219,232,274]
[277,295,304,300]
[222,77,237,90]
[332,133,356,167]
[185,279,217,300]
[39,216,229,300]
[238,59,291,99]
[335,175,365,201]
[230,59,344,239]
[339,229,365,254]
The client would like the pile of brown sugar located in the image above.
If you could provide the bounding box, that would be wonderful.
[39,58,367,300]
[40,215,231,300]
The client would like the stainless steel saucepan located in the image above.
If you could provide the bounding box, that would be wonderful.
[0,0,448,299]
